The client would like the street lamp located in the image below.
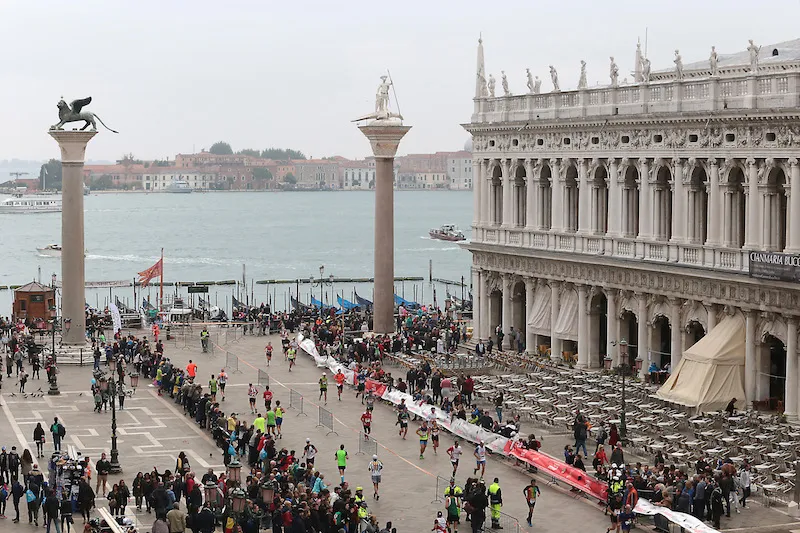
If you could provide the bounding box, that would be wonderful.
[109,360,122,473]
[203,481,218,507]
[226,457,242,486]
[229,487,247,514]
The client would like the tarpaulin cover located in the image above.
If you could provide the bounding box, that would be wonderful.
[634,498,720,533]
[656,315,746,413]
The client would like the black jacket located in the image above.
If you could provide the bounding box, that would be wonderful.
[44,494,60,518]
[96,459,111,476]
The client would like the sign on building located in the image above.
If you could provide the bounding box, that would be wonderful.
[748,251,800,282]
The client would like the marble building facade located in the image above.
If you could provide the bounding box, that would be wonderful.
[464,38,800,418]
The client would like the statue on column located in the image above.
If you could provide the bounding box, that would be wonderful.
[501,71,511,96]
[353,75,403,122]
[488,74,496,97]
[709,46,719,76]
[674,50,684,80]
[578,61,588,89]
[549,66,560,92]
[609,57,619,87]
[50,96,118,133]
[747,39,761,73]
[526,68,534,94]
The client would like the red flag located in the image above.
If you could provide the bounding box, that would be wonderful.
[137,258,163,287]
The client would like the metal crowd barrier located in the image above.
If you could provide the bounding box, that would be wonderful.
[258,369,270,387]
[225,351,241,374]
[356,432,378,456]
[289,389,307,416]
[317,406,338,436]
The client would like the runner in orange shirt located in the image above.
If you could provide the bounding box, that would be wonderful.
[186,359,197,380]
[334,369,346,401]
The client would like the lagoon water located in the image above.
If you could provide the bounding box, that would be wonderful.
[0,190,473,313]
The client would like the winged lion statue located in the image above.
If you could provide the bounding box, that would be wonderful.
[50,96,118,133]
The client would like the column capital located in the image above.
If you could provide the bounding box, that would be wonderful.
[789,157,799,168]
[746,156,757,168]
[637,157,649,168]
[708,157,719,168]
[577,283,588,295]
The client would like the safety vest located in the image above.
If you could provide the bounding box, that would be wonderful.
[358,505,368,519]
[488,482,501,504]
[201,330,209,339]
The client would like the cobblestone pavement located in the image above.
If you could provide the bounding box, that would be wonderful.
[1,329,798,533]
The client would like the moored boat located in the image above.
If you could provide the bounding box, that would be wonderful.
[0,194,61,214]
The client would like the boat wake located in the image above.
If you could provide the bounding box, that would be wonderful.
[86,253,239,267]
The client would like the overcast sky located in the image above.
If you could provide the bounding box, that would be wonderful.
[2,0,799,162]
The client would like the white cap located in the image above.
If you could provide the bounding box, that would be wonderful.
[306,438,310,443]
[373,454,378,460]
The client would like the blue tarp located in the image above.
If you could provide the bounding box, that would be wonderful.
[311,297,335,310]
[394,294,420,310]
[337,296,359,311]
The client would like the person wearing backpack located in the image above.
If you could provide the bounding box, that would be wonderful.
[50,417,65,452]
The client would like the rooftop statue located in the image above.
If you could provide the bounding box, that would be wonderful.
[501,71,511,96]
[533,76,541,94]
[642,57,651,82]
[50,97,118,133]
[709,46,719,76]
[526,68,534,94]
[609,57,619,87]
[488,74,496,98]
[549,66,560,92]
[748,39,761,73]
[578,61,587,89]
[674,50,684,80]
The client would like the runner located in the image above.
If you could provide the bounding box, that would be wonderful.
[281,334,290,359]
[264,342,273,366]
[208,374,218,402]
[445,490,460,533]
[368,454,383,500]
[274,401,284,439]
[447,441,463,477]
[355,370,366,403]
[185,359,197,380]
[218,369,228,401]
[247,383,258,414]
[396,402,410,440]
[287,345,296,371]
[433,511,447,533]
[263,386,273,411]
[335,444,348,484]
[302,438,317,468]
[334,369,346,401]
[319,373,328,404]
[365,389,375,412]
[522,479,541,526]
[265,406,277,436]
[473,440,487,478]
[361,409,373,439]
[416,421,430,459]
[430,419,440,455]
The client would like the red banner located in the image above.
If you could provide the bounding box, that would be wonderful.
[364,379,387,397]
[504,441,608,502]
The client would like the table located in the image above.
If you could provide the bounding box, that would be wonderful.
[690,419,712,427]
[664,434,683,442]
[706,448,724,455]
[754,463,775,471]
[650,443,667,450]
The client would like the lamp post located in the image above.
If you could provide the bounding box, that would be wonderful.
[226,457,242,487]
[603,339,642,443]
[109,359,122,473]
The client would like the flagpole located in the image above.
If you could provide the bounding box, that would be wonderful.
[160,248,164,310]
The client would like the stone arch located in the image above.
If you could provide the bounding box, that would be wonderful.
[682,301,709,332]
[490,161,503,225]
[621,162,640,238]
[724,165,747,248]
[653,164,673,241]
[759,314,788,346]
[511,278,526,344]
[764,165,788,251]
[689,165,709,244]
[538,161,553,230]
[649,297,671,326]
[591,160,609,233]
[563,161,579,232]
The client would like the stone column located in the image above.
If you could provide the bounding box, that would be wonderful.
[745,158,760,249]
[788,159,800,251]
[707,159,721,245]
[525,159,536,230]
[577,285,588,368]
[786,319,798,420]
[671,158,686,243]
[472,158,482,229]
[472,269,481,342]
[670,299,682,369]
[638,158,652,239]
[607,289,618,365]
[358,123,411,334]
[637,293,649,378]
[550,282,561,361]
[707,304,717,332]
[745,311,757,404]
[480,273,491,340]
[607,159,620,237]
[578,158,589,234]
[551,159,564,232]
[49,130,96,344]
[481,161,491,226]
[501,159,513,228]
[525,278,536,355]
[501,275,513,348]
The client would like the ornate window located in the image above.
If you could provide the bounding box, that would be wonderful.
[698,83,709,99]
[758,79,772,95]
[619,90,629,104]
[649,87,661,100]
[664,86,674,101]
[684,85,696,99]
[777,77,789,94]
[721,82,733,97]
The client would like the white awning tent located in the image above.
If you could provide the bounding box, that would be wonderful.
[527,285,551,335]
[553,288,578,341]
[656,314,747,413]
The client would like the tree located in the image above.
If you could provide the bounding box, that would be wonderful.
[92,174,114,190]
[237,148,260,157]
[261,148,306,160]
[253,168,273,181]
[283,173,297,184]
[209,141,233,155]
[39,159,62,190]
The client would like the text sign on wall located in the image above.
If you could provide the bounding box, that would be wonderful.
[749,251,800,282]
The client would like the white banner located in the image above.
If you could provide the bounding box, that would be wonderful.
[108,303,123,334]
[634,499,720,533]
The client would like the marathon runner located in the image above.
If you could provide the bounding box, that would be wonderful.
[247,383,258,414]
[368,454,383,500]
[447,440,463,477]
[335,444,348,484]
[218,369,228,401]
[265,342,273,366]
[361,409,373,438]
[263,386,273,411]
[416,421,430,459]
[334,369,346,401]
[473,440,487,478]
[430,419,440,455]
[396,400,410,439]
[319,373,328,404]
[274,401,284,439]
[302,438,317,468]
[522,479,541,526]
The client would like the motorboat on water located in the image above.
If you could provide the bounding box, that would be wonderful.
[0,194,61,214]
[164,180,193,193]
[429,224,466,242]
[36,244,87,257]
